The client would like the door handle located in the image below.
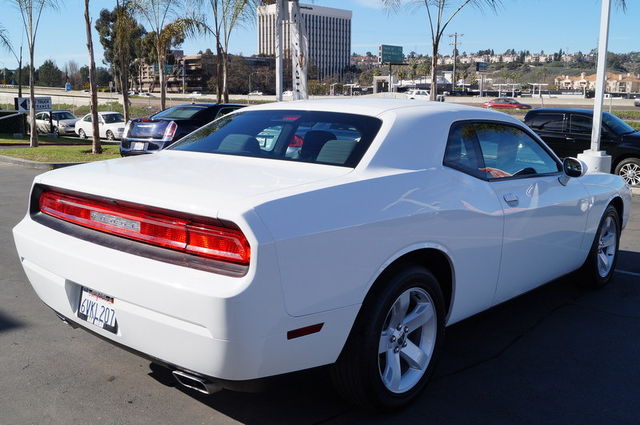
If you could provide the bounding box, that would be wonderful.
[503,193,519,204]
[565,137,575,141]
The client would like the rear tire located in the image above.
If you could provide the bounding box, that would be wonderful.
[614,158,640,187]
[331,265,445,411]
[578,205,620,288]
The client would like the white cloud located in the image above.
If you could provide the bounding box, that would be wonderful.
[353,0,386,10]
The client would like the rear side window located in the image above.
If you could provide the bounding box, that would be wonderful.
[443,122,487,179]
[527,113,565,132]
[169,110,382,167]
[569,114,592,134]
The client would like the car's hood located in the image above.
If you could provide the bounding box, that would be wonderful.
[34,150,352,219]
[58,118,78,125]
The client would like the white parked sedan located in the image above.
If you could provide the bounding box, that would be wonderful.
[13,99,631,410]
[75,112,126,140]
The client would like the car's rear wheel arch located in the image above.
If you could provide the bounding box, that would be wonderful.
[364,248,454,323]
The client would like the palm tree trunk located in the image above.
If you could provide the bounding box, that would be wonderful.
[222,50,229,103]
[216,40,223,103]
[157,45,166,110]
[120,63,130,122]
[430,40,438,101]
[28,42,37,147]
[84,0,102,154]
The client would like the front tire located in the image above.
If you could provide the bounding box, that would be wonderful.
[78,129,86,139]
[106,130,115,141]
[331,265,445,411]
[614,158,640,187]
[579,205,621,288]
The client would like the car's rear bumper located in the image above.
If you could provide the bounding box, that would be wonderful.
[120,138,166,156]
[13,215,357,381]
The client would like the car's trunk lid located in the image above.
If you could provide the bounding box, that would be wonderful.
[34,150,352,219]
[127,118,170,139]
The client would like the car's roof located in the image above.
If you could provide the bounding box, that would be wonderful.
[526,108,595,115]
[51,110,73,113]
[98,111,122,115]
[173,103,245,108]
[242,98,486,117]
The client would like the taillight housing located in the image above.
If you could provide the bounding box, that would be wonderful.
[162,121,177,142]
[38,190,251,265]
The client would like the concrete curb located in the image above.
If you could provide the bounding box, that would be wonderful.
[0,154,83,170]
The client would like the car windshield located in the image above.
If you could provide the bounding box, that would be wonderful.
[169,110,382,168]
[102,113,124,124]
[153,106,205,120]
[603,112,635,135]
[52,112,76,120]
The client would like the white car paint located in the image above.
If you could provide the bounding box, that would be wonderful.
[13,99,632,385]
[75,111,126,140]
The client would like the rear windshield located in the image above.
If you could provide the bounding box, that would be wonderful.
[603,112,635,135]
[153,106,205,120]
[102,113,124,123]
[52,111,76,120]
[169,110,382,167]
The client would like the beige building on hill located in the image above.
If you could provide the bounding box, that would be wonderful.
[554,72,640,93]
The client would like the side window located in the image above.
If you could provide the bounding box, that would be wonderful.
[215,107,238,119]
[527,113,565,132]
[83,115,92,123]
[475,123,561,179]
[569,114,592,134]
[443,122,488,179]
[35,113,43,120]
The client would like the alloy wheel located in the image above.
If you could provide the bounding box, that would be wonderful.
[619,163,640,186]
[597,215,617,277]
[378,287,437,394]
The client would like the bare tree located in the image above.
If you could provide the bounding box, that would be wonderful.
[12,0,59,147]
[131,0,203,110]
[200,0,256,102]
[383,0,499,100]
[84,0,101,154]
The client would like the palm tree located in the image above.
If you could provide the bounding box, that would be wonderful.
[131,0,204,110]
[383,0,500,101]
[199,0,257,103]
[83,0,101,154]
[12,0,60,147]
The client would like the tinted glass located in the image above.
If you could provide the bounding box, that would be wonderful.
[474,123,560,178]
[603,112,634,135]
[83,115,92,122]
[52,112,76,120]
[570,114,592,134]
[443,122,486,179]
[170,110,382,167]
[153,106,206,120]
[527,113,565,132]
[102,113,124,124]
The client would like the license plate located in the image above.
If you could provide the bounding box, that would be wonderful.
[132,142,146,150]
[78,287,118,333]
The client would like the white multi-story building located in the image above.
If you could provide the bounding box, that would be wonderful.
[257,3,352,81]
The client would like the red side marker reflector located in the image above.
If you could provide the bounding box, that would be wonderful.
[287,323,324,340]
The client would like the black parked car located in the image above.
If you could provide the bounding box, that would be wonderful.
[120,103,244,156]
[524,108,640,187]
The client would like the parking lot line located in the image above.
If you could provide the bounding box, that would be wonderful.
[615,269,640,278]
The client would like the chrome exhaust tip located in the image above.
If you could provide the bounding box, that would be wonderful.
[172,370,222,395]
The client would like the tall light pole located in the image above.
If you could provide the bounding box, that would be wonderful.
[578,0,612,174]
[275,0,286,101]
[448,33,462,92]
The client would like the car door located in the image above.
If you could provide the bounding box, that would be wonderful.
[36,112,49,133]
[98,115,106,138]
[470,122,590,304]
[568,113,619,158]
[526,112,570,158]
[82,114,93,136]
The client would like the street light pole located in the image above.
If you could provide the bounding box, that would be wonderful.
[578,0,612,174]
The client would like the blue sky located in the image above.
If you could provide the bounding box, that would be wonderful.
[0,0,638,70]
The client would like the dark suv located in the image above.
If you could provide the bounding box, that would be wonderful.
[120,103,244,156]
[524,108,640,186]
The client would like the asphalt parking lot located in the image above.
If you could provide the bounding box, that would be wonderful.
[1,162,639,425]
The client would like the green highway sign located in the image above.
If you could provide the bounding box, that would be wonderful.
[379,45,404,65]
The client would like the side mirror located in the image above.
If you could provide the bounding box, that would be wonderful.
[559,157,587,185]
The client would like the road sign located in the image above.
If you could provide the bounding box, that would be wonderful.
[379,45,403,65]
[15,97,52,113]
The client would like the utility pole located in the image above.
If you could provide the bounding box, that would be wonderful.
[275,0,286,102]
[577,0,612,174]
[449,33,463,92]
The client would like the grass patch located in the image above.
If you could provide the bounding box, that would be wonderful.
[612,110,640,120]
[0,144,121,162]
[625,120,640,130]
[0,133,90,145]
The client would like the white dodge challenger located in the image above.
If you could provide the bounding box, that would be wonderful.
[13,99,632,410]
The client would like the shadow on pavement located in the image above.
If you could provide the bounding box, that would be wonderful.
[150,271,640,425]
[0,310,23,333]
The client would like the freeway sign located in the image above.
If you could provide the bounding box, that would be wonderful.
[379,45,404,65]
[15,97,52,113]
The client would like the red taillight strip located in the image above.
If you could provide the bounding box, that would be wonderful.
[39,191,250,265]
